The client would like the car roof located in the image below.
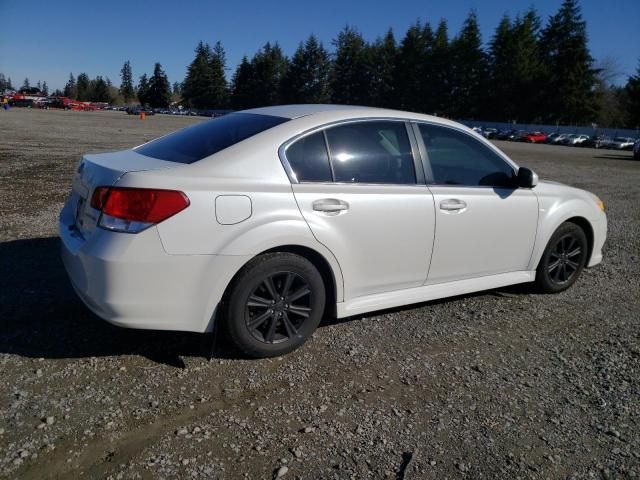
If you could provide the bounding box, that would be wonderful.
[240,104,457,126]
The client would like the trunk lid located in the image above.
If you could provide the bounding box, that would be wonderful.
[70,149,178,238]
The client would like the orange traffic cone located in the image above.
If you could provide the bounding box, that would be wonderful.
[140,112,146,120]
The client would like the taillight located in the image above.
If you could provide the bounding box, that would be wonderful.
[90,187,189,233]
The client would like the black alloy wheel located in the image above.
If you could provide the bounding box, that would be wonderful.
[245,271,312,344]
[225,253,325,358]
[546,234,583,284]
[536,222,588,293]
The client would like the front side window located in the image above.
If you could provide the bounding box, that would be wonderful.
[325,121,416,184]
[418,124,515,187]
[136,113,289,164]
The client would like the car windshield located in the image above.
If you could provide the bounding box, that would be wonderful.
[135,113,289,164]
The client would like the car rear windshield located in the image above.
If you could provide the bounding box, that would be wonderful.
[135,113,289,164]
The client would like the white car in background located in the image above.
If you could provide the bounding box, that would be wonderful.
[565,134,590,146]
[611,137,636,150]
[60,105,607,357]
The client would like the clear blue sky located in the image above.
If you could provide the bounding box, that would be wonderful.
[1,0,638,91]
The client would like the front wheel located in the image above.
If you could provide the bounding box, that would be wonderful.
[224,253,326,358]
[535,222,588,293]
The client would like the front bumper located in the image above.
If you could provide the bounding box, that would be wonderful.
[587,213,607,268]
[59,202,250,333]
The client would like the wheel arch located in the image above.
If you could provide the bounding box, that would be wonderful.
[259,245,340,318]
[215,244,343,327]
[564,216,594,264]
[531,214,595,270]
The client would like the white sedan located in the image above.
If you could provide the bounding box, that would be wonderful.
[60,105,607,357]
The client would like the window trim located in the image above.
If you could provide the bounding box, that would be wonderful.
[278,118,426,186]
[411,120,519,189]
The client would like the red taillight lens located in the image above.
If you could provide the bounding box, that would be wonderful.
[90,187,189,223]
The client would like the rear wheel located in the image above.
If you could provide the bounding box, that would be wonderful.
[224,253,325,358]
[535,222,588,293]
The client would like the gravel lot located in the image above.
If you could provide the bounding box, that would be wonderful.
[1,108,639,479]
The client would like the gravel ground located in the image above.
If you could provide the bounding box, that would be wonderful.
[1,108,639,479]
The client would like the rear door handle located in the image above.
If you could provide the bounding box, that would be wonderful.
[312,198,349,214]
[439,199,467,212]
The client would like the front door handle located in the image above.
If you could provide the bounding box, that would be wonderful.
[312,198,349,215]
[439,199,467,212]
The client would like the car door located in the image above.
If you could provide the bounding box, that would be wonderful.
[282,120,436,300]
[414,122,538,285]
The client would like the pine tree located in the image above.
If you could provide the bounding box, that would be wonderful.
[393,22,432,111]
[21,78,30,90]
[76,73,90,101]
[172,82,182,95]
[281,35,331,104]
[0,73,9,91]
[64,73,76,98]
[539,0,598,123]
[428,20,452,115]
[624,61,640,128]
[119,60,135,103]
[209,41,230,108]
[137,74,150,105]
[368,29,397,108]
[331,26,371,105]
[448,11,489,119]
[488,15,515,120]
[231,56,257,110]
[182,41,229,109]
[92,76,112,102]
[182,41,213,108]
[146,63,172,107]
[0,74,13,91]
[248,42,288,107]
[42,81,49,96]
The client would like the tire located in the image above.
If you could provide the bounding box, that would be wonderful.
[224,253,326,358]
[535,222,588,293]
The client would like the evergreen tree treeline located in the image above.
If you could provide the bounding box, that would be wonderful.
[5,0,638,127]
[184,0,636,126]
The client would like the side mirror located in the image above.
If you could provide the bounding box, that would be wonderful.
[516,167,538,188]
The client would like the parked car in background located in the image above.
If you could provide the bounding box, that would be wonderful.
[549,133,571,145]
[633,140,640,160]
[495,129,516,140]
[520,132,547,143]
[611,137,636,150]
[126,106,155,116]
[594,136,615,149]
[481,127,499,139]
[581,135,605,149]
[545,132,561,144]
[59,104,607,358]
[507,130,527,141]
[562,134,590,146]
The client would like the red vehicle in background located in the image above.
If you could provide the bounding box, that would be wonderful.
[48,96,95,111]
[520,131,548,143]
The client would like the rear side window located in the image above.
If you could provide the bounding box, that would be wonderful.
[325,121,416,184]
[418,124,515,187]
[136,113,289,164]
[286,132,332,182]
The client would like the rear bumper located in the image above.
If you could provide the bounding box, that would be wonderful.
[59,202,250,333]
